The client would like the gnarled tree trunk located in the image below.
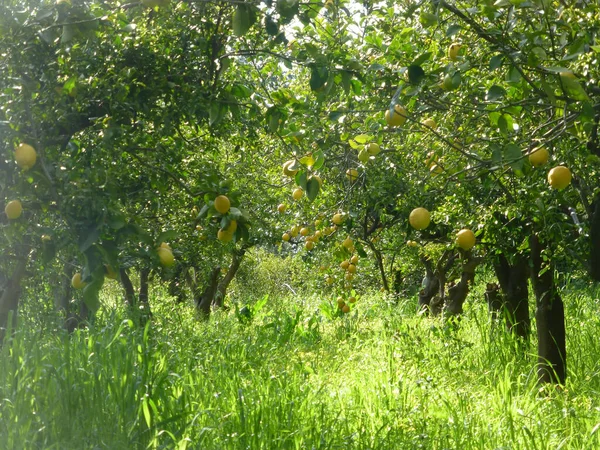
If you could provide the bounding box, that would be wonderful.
[0,256,28,346]
[590,194,600,282]
[418,257,439,314]
[444,253,481,317]
[196,267,221,317]
[530,235,566,384]
[214,248,246,308]
[493,253,530,340]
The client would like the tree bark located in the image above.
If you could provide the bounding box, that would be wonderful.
[418,257,439,314]
[590,194,600,282]
[120,268,136,307]
[138,267,151,323]
[493,254,531,339]
[214,248,246,308]
[54,263,74,330]
[0,257,28,346]
[368,242,389,292]
[196,267,221,317]
[443,254,481,317]
[530,235,566,384]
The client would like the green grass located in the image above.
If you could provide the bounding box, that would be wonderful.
[1,286,600,449]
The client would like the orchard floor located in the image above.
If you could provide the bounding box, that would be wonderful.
[1,284,600,449]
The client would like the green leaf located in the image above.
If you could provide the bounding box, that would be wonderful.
[157,230,178,245]
[329,110,344,121]
[310,66,329,91]
[313,151,325,170]
[486,85,506,102]
[233,4,257,37]
[407,65,425,84]
[354,134,371,144]
[79,225,101,253]
[490,144,502,165]
[446,24,462,37]
[265,14,279,36]
[504,143,523,172]
[505,66,522,84]
[489,55,503,70]
[306,177,320,202]
[295,171,307,189]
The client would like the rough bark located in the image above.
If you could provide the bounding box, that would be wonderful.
[368,242,389,292]
[196,267,221,317]
[493,254,531,339]
[138,268,151,323]
[530,235,566,384]
[443,254,481,317]
[214,249,246,308]
[54,264,74,330]
[120,268,136,306]
[418,258,439,314]
[591,194,600,282]
[0,257,28,346]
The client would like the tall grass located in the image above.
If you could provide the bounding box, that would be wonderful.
[1,285,600,449]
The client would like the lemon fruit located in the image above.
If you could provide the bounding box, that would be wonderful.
[456,229,476,251]
[292,188,304,200]
[385,105,407,127]
[422,118,437,130]
[214,195,230,214]
[367,143,381,156]
[332,213,345,225]
[547,166,572,190]
[448,43,462,60]
[283,160,299,177]
[5,200,23,220]
[72,273,86,289]
[305,241,315,251]
[346,168,359,182]
[158,247,175,266]
[277,203,287,213]
[409,207,431,230]
[15,143,37,170]
[528,147,549,167]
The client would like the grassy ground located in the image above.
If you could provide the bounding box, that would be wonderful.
[1,284,600,449]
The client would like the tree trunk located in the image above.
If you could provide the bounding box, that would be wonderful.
[120,268,136,307]
[196,267,221,317]
[138,268,151,323]
[485,283,503,319]
[493,254,531,339]
[0,257,28,346]
[418,258,439,314]
[530,235,566,384]
[443,254,480,317]
[214,249,246,308]
[368,242,389,292]
[590,194,600,282]
[54,263,74,331]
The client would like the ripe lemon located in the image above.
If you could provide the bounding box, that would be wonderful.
[456,229,476,251]
[283,160,298,177]
[347,264,356,274]
[214,195,230,214]
[425,151,438,168]
[223,220,237,234]
[158,247,175,266]
[5,200,23,220]
[292,188,304,200]
[346,168,359,182]
[448,43,462,60]
[342,304,350,313]
[300,227,309,236]
[15,143,37,170]
[342,237,353,249]
[422,118,437,130]
[332,213,345,225]
[528,147,549,167]
[367,143,381,156]
[305,241,315,251]
[409,207,430,230]
[315,219,322,227]
[358,148,370,163]
[345,273,354,281]
[340,260,350,270]
[217,229,233,242]
[547,166,572,190]
[277,203,287,213]
[430,164,443,175]
[72,272,86,290]
[290,226,300,237]
[282,233,291,242]
[350,255,358,264]
[326,276,334,285]
[348,296,357,304]
[314,230,322,239]
[406,240,418,247]
[385,105,407,127]
[159,242,171,250]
